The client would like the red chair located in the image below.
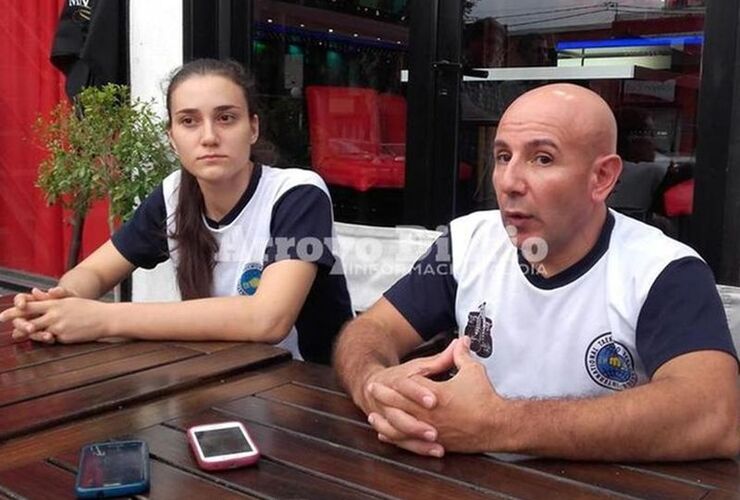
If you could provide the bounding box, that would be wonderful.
[306,86,404,192]
[663,179,694,216]
[378,93,407,151]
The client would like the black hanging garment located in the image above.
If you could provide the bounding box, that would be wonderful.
[50,0,127,98]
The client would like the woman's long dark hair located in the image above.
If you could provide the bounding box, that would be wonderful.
[165,59,261,299]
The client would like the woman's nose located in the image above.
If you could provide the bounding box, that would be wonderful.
[200,120,219,145]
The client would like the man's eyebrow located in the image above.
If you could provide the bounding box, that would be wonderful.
[528,138,559,150]
[493,138,559,150]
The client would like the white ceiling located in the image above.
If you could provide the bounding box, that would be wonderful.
[469,1,680,33]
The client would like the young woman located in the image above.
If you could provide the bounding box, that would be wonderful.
[0,59,352,364]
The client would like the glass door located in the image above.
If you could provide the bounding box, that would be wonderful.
[249,0,411,226]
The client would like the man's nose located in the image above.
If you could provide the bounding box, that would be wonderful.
[493,159,527,195]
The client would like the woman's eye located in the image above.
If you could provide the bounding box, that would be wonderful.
[219,114,236,123]
[494,152,511,163]
[179,116,195,126]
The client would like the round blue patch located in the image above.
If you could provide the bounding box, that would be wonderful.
[237,263,262,296]
[586,333,637,390]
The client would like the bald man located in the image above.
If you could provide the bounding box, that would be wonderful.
[334,84,739,461]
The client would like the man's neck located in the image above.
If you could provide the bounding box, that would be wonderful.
[533,206,608,278]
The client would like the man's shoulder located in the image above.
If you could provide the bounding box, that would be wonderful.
[607,210,705,299]
[610,210,700,262]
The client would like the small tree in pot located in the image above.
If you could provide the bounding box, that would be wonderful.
[35,84,177,270]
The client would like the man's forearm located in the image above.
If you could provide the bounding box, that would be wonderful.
[334,316,410,409]
[493,373,739,461]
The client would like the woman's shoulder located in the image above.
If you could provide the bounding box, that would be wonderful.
[261,165,328,193]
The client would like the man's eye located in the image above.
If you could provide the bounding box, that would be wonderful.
[533,155,553,166]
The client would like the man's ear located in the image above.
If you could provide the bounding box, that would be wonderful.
[591,154,622,202]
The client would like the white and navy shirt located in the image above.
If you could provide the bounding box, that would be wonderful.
[385,210,737,398]
[112,165,353,364]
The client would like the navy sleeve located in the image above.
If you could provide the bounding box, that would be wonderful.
[636,257,739,377]
[265,185,335,269]
[111,186,169,269]
[383,229,457,340]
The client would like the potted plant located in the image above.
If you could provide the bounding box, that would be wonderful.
[34,83,177,270]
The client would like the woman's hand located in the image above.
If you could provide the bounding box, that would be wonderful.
[0,287,73,342]
[7,296,109,344]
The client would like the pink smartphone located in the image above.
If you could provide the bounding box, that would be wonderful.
[186,421,260,470]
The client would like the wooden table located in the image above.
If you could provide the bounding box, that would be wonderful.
[0,296,738,498]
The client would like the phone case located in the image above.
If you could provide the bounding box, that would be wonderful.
[75,440,150,498]
[187,422,260,470]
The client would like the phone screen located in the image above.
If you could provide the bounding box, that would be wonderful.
[195,427,252,457]
[78,442,147,488]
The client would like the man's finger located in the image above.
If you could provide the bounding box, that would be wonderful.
[383,406,438,442]
[392,374,439,410]
[377,433,445,458]
[416,339,458,376]
[452,336,478,369]
[368,410,435,443]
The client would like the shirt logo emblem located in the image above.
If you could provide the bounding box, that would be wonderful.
[463,302,493,358]
[237,262,262,296]
[586,333,637,390]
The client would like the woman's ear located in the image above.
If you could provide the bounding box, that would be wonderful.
[167,130,179,156]
[250,115,260,145]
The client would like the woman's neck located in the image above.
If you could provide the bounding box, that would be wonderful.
[199,162,254,222]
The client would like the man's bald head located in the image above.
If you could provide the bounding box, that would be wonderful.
[500,84,618,159]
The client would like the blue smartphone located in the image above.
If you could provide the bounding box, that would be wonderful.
[75,440,150,498]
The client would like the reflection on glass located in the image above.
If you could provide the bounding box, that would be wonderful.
[252,0,409,224]
[460,0,704,241]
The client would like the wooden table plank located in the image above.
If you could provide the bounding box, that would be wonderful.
[0,345,199,407]
[0,343,289,441]
[166,341,244,354]
[0,462,76,499]
[0,362,298,470]
[260,363,739,499]
[520,460,711,500]
[216,396,621,499]
[0,340,116,372]
[170,409,504,500]
[0,341,170,386]
[134,424,378,500]
[624,460,740,494]
[51,447,257,500]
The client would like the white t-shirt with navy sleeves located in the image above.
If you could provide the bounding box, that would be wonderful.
[385,209,737,399]
[112,165,353,364]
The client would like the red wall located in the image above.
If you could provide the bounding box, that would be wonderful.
[0,1,110,278]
